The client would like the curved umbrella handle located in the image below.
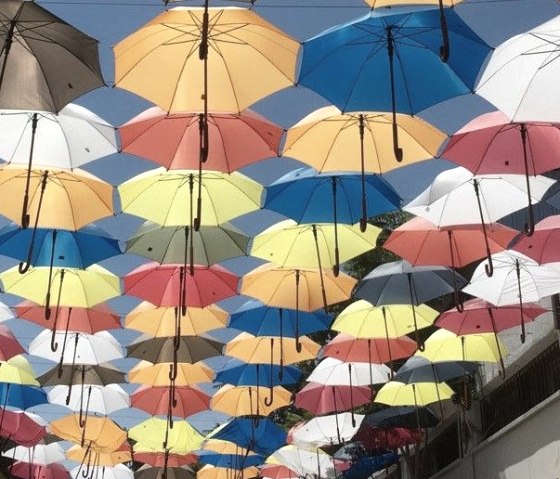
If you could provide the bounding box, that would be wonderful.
[348,364,356,427]
[358,115,368,231]
[168,363,177,381]
[50,326,58,353]
[484,258,494,277]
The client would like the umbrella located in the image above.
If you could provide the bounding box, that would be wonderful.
[129,418,204,454]
[267,445,336,479]
[119,168,262,231]
[135,466,195,479]
[462,250,560,342]
[126,222,248,270]
[353,426,423,451]
[404,166,555,275]
[476,15,560,122]
[436,298,546,376]
[259,464,298,479]
[299,7,490,157]
[5,443,65,465]
[38,364,126,388]
[353,260,466,347]
[307,357,390,387]
[0,324,24,360]
[120,107,282,172]
[133,451,196,468]
[125,302,228,337]
[50,414,127,452]
[198,453,264,469]
[131,385,210,418]
[128,361,214,387]
[241,263,355,318]
[47,384,129,416]
[10,462,69,479]
[395,356,479,384]
[70,465,133,479]
[295,383,372,415]
[289,414,365,448]
[211,384,292,417]
[66,445,131,467]
[374,381,454,410]
[200,440,257,456]
[361,406,440,429]
[0,383,46,410]
[214,362,302,388]
[0,0,103,113]
[0,411,46,447]
[208,417,287,456]
[128,336,222,364]
[510,215,560,263]
[264,167,401,242]
[0,356,39,386]
[198,466,258,479]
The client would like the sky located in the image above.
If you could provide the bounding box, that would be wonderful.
[4,0,560,442]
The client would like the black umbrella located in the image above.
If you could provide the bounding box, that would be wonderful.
[362,406,440,429]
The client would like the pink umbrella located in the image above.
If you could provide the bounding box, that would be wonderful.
[295,382,371,415]
[119,107,282,172]
[0,324,25,361]
[260,464,298,479]
[0,411,46,447]
[131,385,210,418]
[354,426,423,451]
[442,111,560,235]
[10,463,68,479]
[510,215,560,264]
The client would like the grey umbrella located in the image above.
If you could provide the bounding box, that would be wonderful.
[354,260,467,349]
[0,0,104,113]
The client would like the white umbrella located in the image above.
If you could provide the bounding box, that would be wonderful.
[47,383,130,415]
[3,443,65,465]
[476,15,560,122]
[289,413,364,448]
[0,300,14,322]
[307,357,390,386]
[70,465,133,479]
[463,250,560,342]
[267,445,336,479]
[29,330,123,365]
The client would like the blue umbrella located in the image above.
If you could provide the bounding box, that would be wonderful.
[342,452,400,479]
[299,7,490,159]
[265,167,401,243]
[209,417,287,456]
[198,452,265,469]
[0,383,47,410]
[215,361,302,387]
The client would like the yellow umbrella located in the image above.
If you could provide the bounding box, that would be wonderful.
[66,445,132,467]
[211,384,292,417]
[417,328,508,364]
[241,263,356,312]
[128,360,214,386]
[50,414,127,453]
[200,440,255,456]
[125,301,228,337]
[332,301,438,337]
[374,380,454,407]
[114,7,299,113]
[0,355,39,386]
[283,107,445,174]
[251,220,379,270]
[0,166,113,230]
[129,417,204,454]
[198,466,259,479]
[119,168,262,228]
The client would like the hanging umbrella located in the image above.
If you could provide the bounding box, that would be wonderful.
[476,15,560,123]
[47,384,129,416]
[462,250,560,342]
[308,357,390,387]
[198,453,264,470]
[0,0,103,112]
[0,355,39,386]
[0,383,46,410]
[133,451,196,468]
[211,384,292,417]
[395,356,479,385]
[71,465,133,479]
[352,426,423,451]
[128,335,222,363]
[66,445,131,467]
[5,443,65,465]
[10,462,69,479]
[125,302,228,337]
[198,466,258,479]
[361,406,440,429]
[200,440,257,456]
[131,385,210,418]
[295,382,372,415]
[135,466,195,479]
[120,107,282,172]
[119,166,262,232]
[50,414,127,452]
[374,381,454,409]
[267,445,336,479]
[38,364,126,388]
[353,260,466,347]
[128,361,214,387]
[215,362,302,388]
[0,324,24,360]
[0,411,46,447]
[208,417,287,456]
[289,414,364,448]
[241,264,356,313]
[259,464,298,479]
[404,166,555,275]
[299,7,490,158]
[510,215,560,263]
[264,167,401,241]
[129,418,204,454]
[126,222,248,269]
[114,7,299,113]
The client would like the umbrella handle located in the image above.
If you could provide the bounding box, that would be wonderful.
[438,0,450,62]
[168,363,177,381]
[358,115,368,232]
[515,259,527,344]
[20,113,39,230]
[520,124,535,237]
[50,328,58,352]
[264,386,274,407]
[484,258,494,277]
[386,27,403,163]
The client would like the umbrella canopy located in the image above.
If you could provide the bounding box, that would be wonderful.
[395,356,479,384]
[211,384,292,417]
[119,169,262,227]
[39,364,126,388]
[128,361,214,387]
[0,324,24,360]
[0,383,46,409]
[198,466,258,479]
[200,440,256,456]
[290,414,365,448]
[322,334,417,364]
[510,215,560,263]
[5,443,65,465]
[241,264,356,312]
[0,356,39,386]
[135,466,195,479]
[47,384,129,415]
[353,426,423,451]
[120,107,282,171]
[307,357,390,386]
[295,383,372,415]
[198,453,264,469]
[114,7,299,112]
[66,445,132,467]
[50,414,127,452]
[129,418,204,454]
[131,385,210,417]
[128,336,222,364]
[132,451,196,468]
[267,445,336,479]
[361,406,440,429]
[70,465,132,479]
[10,462,69,479]
[125,302,228,337]
[215,362,302,387]
[208,417,287,456]
[476,15,560,122]
[0,411,46,447]
[0,0,103,112]
[374,381,454,407]
[126,223,249,266]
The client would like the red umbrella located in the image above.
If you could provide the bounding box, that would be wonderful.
[0,324,25,360]
[295,382,371,415]
[436,298,547,376]
[0,410,46,447]
[124,262,239,309]
[442,111,560,235]
[259,464,298,479]
[10,463,68,479]
[131,385,210,418]
[119,107,282,172]
[354,426,423,450]
[134,451,197,467]
[510,215,560,264]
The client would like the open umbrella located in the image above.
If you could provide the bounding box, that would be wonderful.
[129,418,204,454]
[295,383,372,415]
[10,462,69,479]
[66,445,131,468]
[0,355,39,386]
[0,383,46,410]
[132,451,195,468]
[135,466,195,479]
[128,336,222,364]
[0,411,46,447]
[289,414,364,448]
[198,466,258,479]
[198,452,264,470]
[47,384,129,416]
[0,0,103,113]
[38,364,125,388]
[70,465,132,479]
[215,362,302,388]
[131,385,210,418]
[510,215,560,263]
[267,445,336,479]
[200,440,256,456]
[128,361,214,387]
[211,384,292,417]
[5,443,65,465]
[361,406,440,429]
[299,7,490,158]
[395,356,479,385]
[374,381,454,410]
[0,324,24,360]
